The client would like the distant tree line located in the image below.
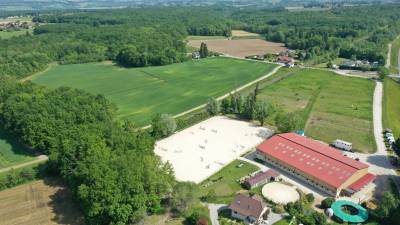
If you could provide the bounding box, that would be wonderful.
[230,4,400,64]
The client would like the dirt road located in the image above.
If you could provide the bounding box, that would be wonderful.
[0,155,48,173]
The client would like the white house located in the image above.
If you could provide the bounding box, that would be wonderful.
[228,194,268,224]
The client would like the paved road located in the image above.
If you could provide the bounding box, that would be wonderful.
[0,155,48,173]
[208,204,226,225]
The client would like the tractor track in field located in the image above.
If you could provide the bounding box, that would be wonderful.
[141,61,282,129]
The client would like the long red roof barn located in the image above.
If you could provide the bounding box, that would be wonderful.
[256,133,374,195]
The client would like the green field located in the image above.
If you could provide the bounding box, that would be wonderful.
[383,78,400,137]
[186,35,227,40]
[32,57,277,125]
[197,160,259,204]
[390,37,400,74]
[258,68,376,153]
[0,30,31,39]
[0,128,36,169]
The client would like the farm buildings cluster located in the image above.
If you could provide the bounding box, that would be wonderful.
[154,116,377,224]
[155,117,376,196]
[255,133,375,197]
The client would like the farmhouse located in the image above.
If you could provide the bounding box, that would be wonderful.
[242,169,280,189]
[277,56,294,67]
[255,133,375,196]
[229,194,268,224]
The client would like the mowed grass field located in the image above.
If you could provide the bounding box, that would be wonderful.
[383,78,400,137]
[258,68,376,153]
[0,128,36,169]
[32,57,277,125]
[390,37,400,74]
[0,179,84,225]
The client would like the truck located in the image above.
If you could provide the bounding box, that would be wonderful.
[332,139,353,151]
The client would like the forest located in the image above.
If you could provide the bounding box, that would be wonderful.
[231,4,400,64]
[0,76,177,224]
[1,5,400,78]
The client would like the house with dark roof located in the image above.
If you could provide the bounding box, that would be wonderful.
[242,169,280,189]
[228,194,268,224]
[255,133,375,196]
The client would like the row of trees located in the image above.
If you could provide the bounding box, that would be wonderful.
[207,85,301,132]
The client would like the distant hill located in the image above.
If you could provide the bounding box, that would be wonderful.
[0,0,396,11]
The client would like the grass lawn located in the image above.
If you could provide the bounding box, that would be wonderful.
[186,35,227,40]
[143,214,185,225]
[0,128,36,169]
[314,58,347,68]
[390,37,400,74]
[197,160,259,204]
[0,30,31,39]
[32,57,277,125]
[258,68,376,153]
[272,217,291,225]
[383,78,400,137]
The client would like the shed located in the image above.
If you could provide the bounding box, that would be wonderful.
[242,169,280,189]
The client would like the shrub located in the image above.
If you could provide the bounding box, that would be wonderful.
[321,197,335,209]
[306,193,315,203]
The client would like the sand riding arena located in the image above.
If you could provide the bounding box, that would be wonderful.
[154,116,273,183]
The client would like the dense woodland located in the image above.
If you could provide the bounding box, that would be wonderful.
[0,76,177,224]
[231,4,400,64]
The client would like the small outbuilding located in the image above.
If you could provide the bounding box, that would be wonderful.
[242,169,280,189]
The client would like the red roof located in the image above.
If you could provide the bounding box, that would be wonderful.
[256,133,369,189]
[244,169,280,186]
[348,173,376,192]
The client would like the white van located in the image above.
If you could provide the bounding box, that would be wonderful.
[332,139,353,151]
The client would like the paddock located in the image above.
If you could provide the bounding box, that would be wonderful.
[154,116,273,183]
[262,182,300,204]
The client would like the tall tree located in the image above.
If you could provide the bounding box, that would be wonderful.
[199,42,209,58]
[255,101,268,126]
[206,97,220,116]
[151,114,177,138]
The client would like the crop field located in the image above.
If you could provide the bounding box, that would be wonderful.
[383,78,400,137]
[258,68,376,153]
[32,57,277,125]
[0,179,84,225]
[231,30,260,37]
[187,39,287,58]
[186,35,227,40]
[0,30,31,39]
[0,128,35,169]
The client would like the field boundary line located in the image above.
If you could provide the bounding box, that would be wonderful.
[0,155,48,173]
[20,63,58,82]
[141,64,282,129]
